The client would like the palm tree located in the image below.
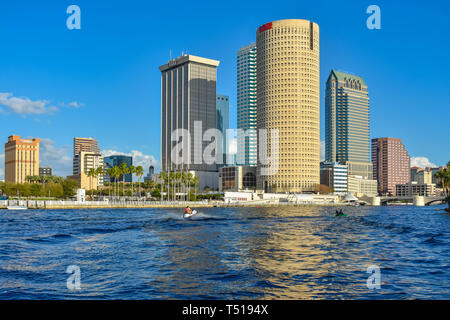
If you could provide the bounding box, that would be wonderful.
[435,162,450,210]
[119,162,128,197]
[128,165,136,198]
[160,171,167,201]
[192,175,199,201]
[87,168,97,198]
[110,166,120,198]
[96,166,104,197]
[135,166,144,197]
[187,172,193,201]
[175,172,181,201]
[181,171,187,201]
[106,167,114,197]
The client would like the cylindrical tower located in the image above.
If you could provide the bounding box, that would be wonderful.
[256,19,320,193]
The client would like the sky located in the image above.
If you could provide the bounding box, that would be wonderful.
[0,0,449,179]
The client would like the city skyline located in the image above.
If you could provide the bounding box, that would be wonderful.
[1,0,449,180]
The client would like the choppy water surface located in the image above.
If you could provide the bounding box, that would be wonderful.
[0,205,449,299]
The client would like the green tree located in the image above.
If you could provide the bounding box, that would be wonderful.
[119,162,128,197]
[87,167,97,198]
[135,165,144,197]
[160,171,167,201]
[62,178,78,198]
[128,165,136,198]
[435,162,450,210]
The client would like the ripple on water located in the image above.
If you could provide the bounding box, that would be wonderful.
[0,205,449,299]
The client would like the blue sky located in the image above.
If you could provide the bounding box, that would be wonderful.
[1,0,449,178]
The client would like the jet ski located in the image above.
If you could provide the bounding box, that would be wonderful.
[184,209,198,218]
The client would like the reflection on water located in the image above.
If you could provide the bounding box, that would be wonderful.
[0,205,449,299]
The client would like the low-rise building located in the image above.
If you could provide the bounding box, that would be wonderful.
[320,162,348,194]
[410,167,432,184]
[396,182,436,197]
[347,175,378,197]
[67,172,99,190]
[73,151,103,188]
[219,166,256,192]
[39,167,52,176]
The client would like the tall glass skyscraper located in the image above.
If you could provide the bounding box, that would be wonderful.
[325,70,372,179]
[237,43,257,166]
[159,54,220,190]
[216,94,229,165]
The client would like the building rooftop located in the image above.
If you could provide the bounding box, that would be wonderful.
[159,54,220,71]
[330,70,366,86]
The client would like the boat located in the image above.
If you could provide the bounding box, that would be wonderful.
[6,205,28,210]
[184,209,197,218]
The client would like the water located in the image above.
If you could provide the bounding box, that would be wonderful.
[0,205,449,299]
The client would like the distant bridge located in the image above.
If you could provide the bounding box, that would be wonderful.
[380,196,446,206]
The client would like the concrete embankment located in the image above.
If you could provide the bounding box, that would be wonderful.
[1,199,355,209]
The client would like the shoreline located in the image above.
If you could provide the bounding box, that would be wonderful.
[0,201,359,210]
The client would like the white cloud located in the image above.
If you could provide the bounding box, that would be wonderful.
[410,156,437,168]
[68,101,83,108]
[0,92,58,115]
[101,149,159,174]
[320,140,325,162]
[39,138,73,177]
[59,101,84,108]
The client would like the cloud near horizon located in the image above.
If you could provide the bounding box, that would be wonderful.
[102,149,160,174]
[39,138,73,176]
[410,156,437,168]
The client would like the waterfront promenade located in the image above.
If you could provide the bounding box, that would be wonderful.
[1,199,352,209]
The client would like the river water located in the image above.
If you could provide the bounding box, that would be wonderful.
[0,205,449,299]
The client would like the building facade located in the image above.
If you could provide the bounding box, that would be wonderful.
[72,151,104,188]
[160,54,220,189]
[237,43,257,166]
[4,135,40,183]
[39,167,52,176]
[372,137,410,196]
[325,70,372,179]
[219,166,257,192]
[256,19,320,193]
[144,165,155,182]
[347,175,378,197]
[396,182,436,197]
[410,167,432,185]
[103,155,133,182]
[73,137,100,155]
[320,162,348,194]
[216,94,230,165]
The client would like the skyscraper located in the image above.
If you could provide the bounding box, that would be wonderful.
[71,137,103,189]
[256,19,320,193]
[73,137,100,174]
[372,137,410,196]
[237,43,257,166]
[325,70,372,179]
[4,135,40,183]
[216,94,229,165]
[160,54,220,189]
[73,137,100,155]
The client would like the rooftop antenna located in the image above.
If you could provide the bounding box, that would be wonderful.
[169,49,172,60]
